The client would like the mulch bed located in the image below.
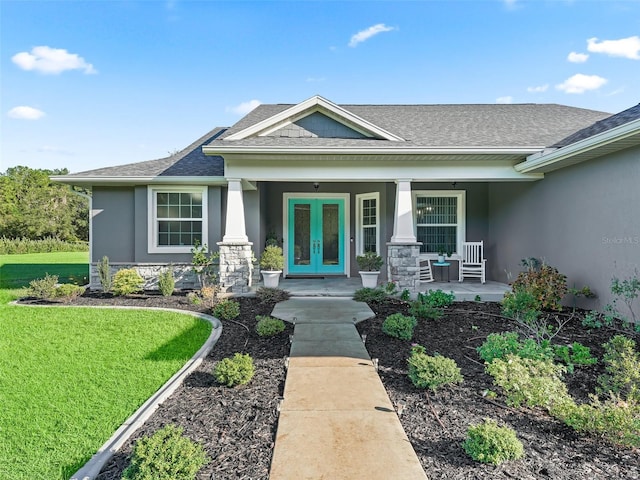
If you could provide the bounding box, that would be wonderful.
[23,292,640,479]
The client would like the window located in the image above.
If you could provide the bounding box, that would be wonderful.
[356,192,379,254]
[413,191,464,255]
[148,186,208,253]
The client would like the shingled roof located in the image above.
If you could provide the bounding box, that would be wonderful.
[57,101,614,181]
[60,127,226,179]
[552,103,640,148]
[214,103,610,148]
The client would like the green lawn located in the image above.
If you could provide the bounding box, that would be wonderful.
[0,252,212,480]
[0,251,89,288]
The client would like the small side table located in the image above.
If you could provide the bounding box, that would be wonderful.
[432,262,451,282]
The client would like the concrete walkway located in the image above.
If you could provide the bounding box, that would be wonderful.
[269,298,428,480]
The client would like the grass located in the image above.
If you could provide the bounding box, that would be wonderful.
[0,251,89,288]
[0,252,213,480]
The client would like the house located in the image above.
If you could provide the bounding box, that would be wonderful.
[53,96,640,309]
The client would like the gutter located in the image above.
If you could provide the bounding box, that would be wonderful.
[516,117,640,173]
[203,145,544,156]
[50,175,228,186]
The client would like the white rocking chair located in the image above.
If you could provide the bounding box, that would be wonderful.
[459,241,487,284]
[419,259,434,283]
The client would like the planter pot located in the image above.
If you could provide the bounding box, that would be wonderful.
[359,271,380,289]
[261,270,282,288]
[437,255,445,263]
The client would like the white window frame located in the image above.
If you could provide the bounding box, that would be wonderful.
[356,192,380,255]
[147,186,208,254]
[412,190,465,259]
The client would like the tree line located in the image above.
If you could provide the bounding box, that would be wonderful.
[0,166,89,242]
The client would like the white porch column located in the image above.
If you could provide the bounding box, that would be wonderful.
[390,179,417,243]
[223,178,248,242]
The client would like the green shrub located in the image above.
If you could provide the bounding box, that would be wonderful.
[502,288,570,345]
[0,236,88,254]
[212,299,240,320]
[462,419,524,465]
[486,355,570,409]
[259,245,284,271]
[477,332,553,364]
[158,266,175,297]
[54,283,85,302]
[407,345,462,391]
[605,274,640,325]
[121,424,209,480]
[558,394,640,448]
[598,335,640,402]
[256,316,286,337]
[112,268,144,296]
[355,250,383,271]
[419,289,456,308]
[512,259,567,310]
[382,313,417,340]
[255,287,290,303]
[353,287,388,303]
[27,273,58,299]
[400,289,411,301]
[97,255,112,293]
[409,300,443,321]
[552,342,597,373]
[214,353,255,387]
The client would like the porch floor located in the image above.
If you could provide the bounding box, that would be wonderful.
[257,277,510,302]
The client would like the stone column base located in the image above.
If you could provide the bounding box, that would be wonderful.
[217,241,254,293]
[387,242,422,291]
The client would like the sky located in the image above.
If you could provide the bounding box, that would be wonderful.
[1,0,639,173]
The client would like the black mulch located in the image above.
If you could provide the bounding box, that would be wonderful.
[24,292,640,479]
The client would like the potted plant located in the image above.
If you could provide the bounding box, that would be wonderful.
[437,246,446,264]
[356,251,383,288]
[260,245,284,288]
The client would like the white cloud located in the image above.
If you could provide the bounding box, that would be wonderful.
[568,52,589,63]
[12,46,97,75]
[226,99,261,115]
[527,84,549,93]
[556,74,608,94]
[496,96,513,104]
[349,23,395,47]
[587,36,640,60]
[7,106,46,120]
[503,0,518,9]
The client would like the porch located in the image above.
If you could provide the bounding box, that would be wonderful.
[262,277,510,301]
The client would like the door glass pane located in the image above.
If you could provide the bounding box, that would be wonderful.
[294,204,311,265]
[322,204,339,265]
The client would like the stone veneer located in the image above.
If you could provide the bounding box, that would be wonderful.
[89,263,200,291]
[386,242,422,291]
[217,242,255,294]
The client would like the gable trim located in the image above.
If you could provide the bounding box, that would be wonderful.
[223,95,405,142]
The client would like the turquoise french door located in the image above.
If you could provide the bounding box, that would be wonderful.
[288,198,345,275]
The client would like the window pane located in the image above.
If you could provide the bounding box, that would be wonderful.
[157,193,169,205]
[181,205,192,218]
[362,198,376,226]
[417,226,457,254]
[363,226,376,253]
[168,193,180,205]
[157,205,169,218]
[192,206,202,218]
[417,196,456,225]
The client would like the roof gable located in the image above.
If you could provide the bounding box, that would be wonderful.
[223,95,405,142]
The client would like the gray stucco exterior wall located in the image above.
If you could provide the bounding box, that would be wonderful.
[92,187,135,262]
[92,185,223,264]
[488,145,640,310]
